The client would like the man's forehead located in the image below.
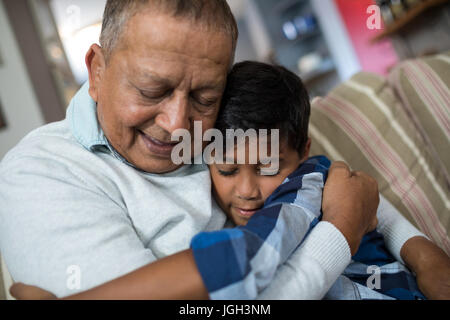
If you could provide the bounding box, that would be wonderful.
[120,11,233,68]
[126,57,228,92]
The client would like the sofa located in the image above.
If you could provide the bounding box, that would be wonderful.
[309,51,450,254]
[1,52,449,300]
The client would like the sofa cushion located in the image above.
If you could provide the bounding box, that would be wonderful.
[388,52,450,185]
[309,71,450,255]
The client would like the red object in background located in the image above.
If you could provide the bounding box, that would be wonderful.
[335,0,398,75]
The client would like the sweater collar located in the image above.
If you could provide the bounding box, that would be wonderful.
[66,81,135,167]
[65,82,195,175]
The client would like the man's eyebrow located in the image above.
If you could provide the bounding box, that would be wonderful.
[136,71,173,86]
[197,79,227,91]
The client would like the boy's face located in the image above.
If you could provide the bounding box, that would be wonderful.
[210,138,310,226]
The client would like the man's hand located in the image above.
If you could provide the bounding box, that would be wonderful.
[10,283,57,300]
[401,236,450,300]
[322,161,379,255]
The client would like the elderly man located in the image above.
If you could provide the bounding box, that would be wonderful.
[0,0,391,299]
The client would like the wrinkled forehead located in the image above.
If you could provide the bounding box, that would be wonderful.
[118,11,234,69]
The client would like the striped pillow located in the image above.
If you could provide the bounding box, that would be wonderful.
[309,72,450,255]
[388,52,450,189]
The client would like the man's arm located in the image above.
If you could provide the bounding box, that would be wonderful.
[10,249,207,300]
[257,193,423,300]
[401,237,450,299]
[10,161,380,300]
[257,221,351,300]
[376,194,427,263]
[63,250,208,300]
[257,162,380,300]
[376,195,450,299]
[0,154,159,297]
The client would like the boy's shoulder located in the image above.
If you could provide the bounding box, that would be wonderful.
[287,155,331,181]
[264,155,330,207]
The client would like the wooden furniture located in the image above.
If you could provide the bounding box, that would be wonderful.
[372,0,450,59]
[372,0,449,42]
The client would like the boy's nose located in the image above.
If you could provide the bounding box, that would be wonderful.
[236,174,260,201]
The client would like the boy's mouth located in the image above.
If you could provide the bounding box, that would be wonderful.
[233,206,263,219]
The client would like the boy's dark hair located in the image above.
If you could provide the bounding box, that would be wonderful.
[216,61,311,156]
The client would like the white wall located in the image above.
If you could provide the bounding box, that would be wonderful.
[0,0,45,159]
[311,0,361,80]
[245,0,273,61]
[49,0,106,84]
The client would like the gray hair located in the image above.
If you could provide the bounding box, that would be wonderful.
[99,0,238,62]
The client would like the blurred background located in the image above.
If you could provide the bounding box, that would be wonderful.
[0,0,449,158]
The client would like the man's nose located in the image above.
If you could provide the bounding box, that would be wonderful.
[155,94,191,134]
[236,173,260,201]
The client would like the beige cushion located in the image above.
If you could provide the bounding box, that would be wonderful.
[309,71,450,255]
[388,52,450,187]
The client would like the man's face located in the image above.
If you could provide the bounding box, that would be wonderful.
[90,12,232,173]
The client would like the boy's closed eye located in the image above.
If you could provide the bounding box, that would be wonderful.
[216,166,281,177]
[217,167,238,176]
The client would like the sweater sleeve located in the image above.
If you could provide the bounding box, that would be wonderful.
[257,221,351,300]
[376,195,428,264]
[257,195,427,299]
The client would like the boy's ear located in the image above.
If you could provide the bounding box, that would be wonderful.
[85,44,106,102]
[301,138,312,162]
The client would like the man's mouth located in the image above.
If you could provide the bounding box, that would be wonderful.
[139,130,177,157]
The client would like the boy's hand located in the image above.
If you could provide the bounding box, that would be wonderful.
[10,282,57,300]
[322,161,379,255]
[401,236,450,300]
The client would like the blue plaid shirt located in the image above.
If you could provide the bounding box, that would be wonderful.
[191,156,425,300]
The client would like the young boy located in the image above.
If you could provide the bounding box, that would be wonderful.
[207,61,448,300]
[10,62,450,300]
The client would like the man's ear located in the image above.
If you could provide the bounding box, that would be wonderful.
[85,44,106,102]
[301,138,312,162]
